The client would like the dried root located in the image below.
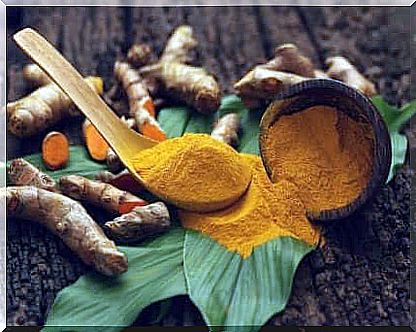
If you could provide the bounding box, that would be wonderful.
[234,44,316,109]
[234,67,307,108]
[23,63,51,87]
[211,113,241,147]
[95,169,144,195]
[325,56,377,96]
[83,119,109,162]
[8,158,58,192]
[261,44,315,77]
[160,25,197,64]
[59,175,147,215]
[42,131,69,170]
[104,202,171,243]
[141,62,221,114]
[127,43,154,68]
[7,76,103,137]
[4,186,127,276]
[114,61,166,142]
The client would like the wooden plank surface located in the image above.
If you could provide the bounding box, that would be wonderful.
[6,6,412,327]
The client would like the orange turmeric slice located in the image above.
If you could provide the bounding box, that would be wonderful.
[83,119,109,161]
[42,131,69,170]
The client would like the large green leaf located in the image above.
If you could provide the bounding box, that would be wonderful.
[43,229,186,332]
[372,96,416,182]
[184,231,314,332]
[158,96,315,331]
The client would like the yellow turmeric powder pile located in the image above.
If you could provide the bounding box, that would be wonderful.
[262,105,375,214]
[180,154,321,258]
[131,134,252,212]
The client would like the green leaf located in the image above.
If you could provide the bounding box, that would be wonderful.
[43,229,186,332]
[371,96,416,182]
[8,146,107,183]
[184,231,314,332]
[171,96,316,331]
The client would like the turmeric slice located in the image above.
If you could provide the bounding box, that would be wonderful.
[114,61,166,142]
[140,62,221,114]
[42,131,69,170]
[104,202,171,243]
[83,119,109,162]
[23,63,51,87]
[59,175,147,215]
[160,25,197,64]
[8,158,58,192]
[326,56,377,96]
[211,113,241,147]
[3,186,128,276]
[7,76,103,137]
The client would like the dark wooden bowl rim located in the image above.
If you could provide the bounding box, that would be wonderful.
[259,78,392,222]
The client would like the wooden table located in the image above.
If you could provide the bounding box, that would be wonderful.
[6,7,412,327]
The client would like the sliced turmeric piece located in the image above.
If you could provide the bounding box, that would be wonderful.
[42,131,69,170]
[83,119,109,162]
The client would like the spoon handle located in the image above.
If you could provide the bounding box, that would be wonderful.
[13,28,151,159]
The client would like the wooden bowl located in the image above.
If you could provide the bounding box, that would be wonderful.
[259,79,391,222]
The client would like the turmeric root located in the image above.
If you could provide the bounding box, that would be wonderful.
[4,186,127,276]
[114,61,166,142]
[160,25,197,64]
[260,44,315,77]
[211,113,241,147]
[140,62,221,114]
[95,169,144,195]
[234,67,307,108]
[325,56,377,96]
[127,43,154,68]
[83,119,109,162]
[106,117,136,173]
[59,175,147,215]
[23,63,51,87]
[8,158,58,192]
[103,202,171,243]
[42,131,69,170]
[7,76,103,137]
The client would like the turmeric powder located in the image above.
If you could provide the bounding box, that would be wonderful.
[261,105,374,214]
[180,154,320,258]
[131,134,252,212]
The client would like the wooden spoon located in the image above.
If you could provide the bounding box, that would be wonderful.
[13,28,252,213]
